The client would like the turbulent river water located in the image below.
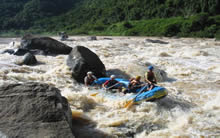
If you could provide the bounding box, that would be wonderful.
[0,36,220,138]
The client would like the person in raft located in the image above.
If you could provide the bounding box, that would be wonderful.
[102,75,121,90]
[127,76,145,93]
[145,66,157,90]
[84,71,97,86]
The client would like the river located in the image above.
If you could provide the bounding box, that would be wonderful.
[0,36,219,138]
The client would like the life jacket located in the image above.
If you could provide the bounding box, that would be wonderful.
[105,79,118,88]
[86,76,95,85]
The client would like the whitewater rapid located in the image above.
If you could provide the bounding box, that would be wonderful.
[0,36,220,137]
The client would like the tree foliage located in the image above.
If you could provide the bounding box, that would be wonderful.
[0,0,219,38]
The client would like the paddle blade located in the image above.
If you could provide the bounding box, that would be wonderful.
[90,92,98,96]
[124,100,134,108]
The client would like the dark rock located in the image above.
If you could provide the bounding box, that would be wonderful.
[0,82,75,138]
[21,35,72,55]
[1,49,14,54]
[14,48,47,56]
[88,36,97,41]
[67,46,106,83]
[22,52,38,65]
[14,48,30,56]
[145,39,169,44]
[103,38,113,40]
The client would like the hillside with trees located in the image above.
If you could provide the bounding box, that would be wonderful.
[0,0,219,38]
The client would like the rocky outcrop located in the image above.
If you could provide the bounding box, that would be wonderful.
[67,46,106,83]
[0,82,75,138]
[21,35,72,55]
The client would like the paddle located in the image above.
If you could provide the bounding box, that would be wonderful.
[124,84,148,108]
[90,82,121,96]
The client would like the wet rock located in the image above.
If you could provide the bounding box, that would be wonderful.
[1,48,47,56]
[88,36,97,41]
[145,39,169,44]
[0,82,74,138]
[126,62,169,82]
[158,52,171,57]
[20,35,72,55]
[22,52,38,65]
[67,46,106,83]
[103,38,113,40]
[136,123,162,134]
[13,48,30,56]
[1,49,14,54]
[144,63,169,82]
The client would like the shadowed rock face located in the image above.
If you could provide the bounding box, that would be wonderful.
[0,82,75,138]
[67,46,106,83]
[21,35,72,55]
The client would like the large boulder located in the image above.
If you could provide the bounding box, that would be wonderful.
[0,82,75,138]
[20,35,72,55]
[22,52,38,65]
[67,46,106,83]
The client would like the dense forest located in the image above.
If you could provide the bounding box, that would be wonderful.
[0,0,219,38]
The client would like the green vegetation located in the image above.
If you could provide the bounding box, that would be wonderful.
[103,14,220,38]
[0,0,219,38]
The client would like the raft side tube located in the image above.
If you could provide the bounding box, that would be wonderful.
[134,86,167,103]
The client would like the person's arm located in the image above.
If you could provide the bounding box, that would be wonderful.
[92,75,97,80]
[102,80,109,89]
[145,72,153,84]
[84,77,88,86]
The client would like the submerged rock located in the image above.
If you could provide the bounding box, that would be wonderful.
[1,48,46,56]
[21,35,72,55]
[88,36,97,41]
[14,48,30,56]
[67,46,106,83]
[1,49,14,54]
[145,39,169,44]
[0,82,75,138]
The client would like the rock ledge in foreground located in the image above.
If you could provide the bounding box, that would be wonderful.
[0,82,75,138]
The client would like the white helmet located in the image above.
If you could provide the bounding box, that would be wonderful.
[87,71,92,75]
[110,75,116,79]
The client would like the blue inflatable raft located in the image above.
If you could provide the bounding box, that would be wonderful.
[94,77,129,88]
[133,86,167,103]
[94,77,168,103]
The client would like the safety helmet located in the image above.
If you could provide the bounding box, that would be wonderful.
[148,65,154,70]
[110,75,116,79]
[136,76,141,80]
[87,71,92,75]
